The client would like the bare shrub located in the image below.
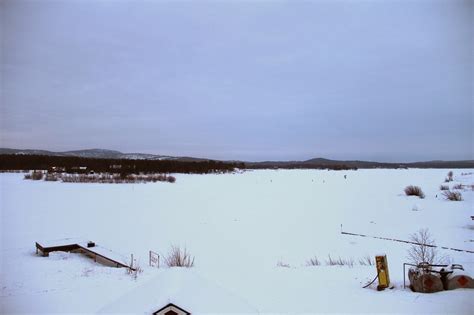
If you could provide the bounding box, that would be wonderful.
[30,171,44,180]
[45,173,58,181]
[164,245,194,268]
[58,173,176,184]
[453,184,463,190]
[325,255,354,267]
[447,171,454,182]
[442,191,463,201]
[306,256,321,266]
[24,173,32,180]
[127,260,143,280]
[358,255,374,266]
[277,260,290,268]
[404,185,425,199]
[439,185,449,191]
[407,228,448,265]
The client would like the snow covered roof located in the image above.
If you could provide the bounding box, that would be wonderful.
[98,269,258,314]
[153,303,190,315]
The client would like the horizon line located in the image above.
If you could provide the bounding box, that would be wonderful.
[1,147,473,164]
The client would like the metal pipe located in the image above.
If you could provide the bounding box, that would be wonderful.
[403,263,418,289]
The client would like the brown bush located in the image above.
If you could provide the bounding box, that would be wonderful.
[404,185,425,199]
[439,185,449,191]
[45,173,58,181]
[27,171,44,180]
[442,191,463,201]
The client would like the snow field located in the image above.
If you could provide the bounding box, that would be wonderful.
[1,169,473,313]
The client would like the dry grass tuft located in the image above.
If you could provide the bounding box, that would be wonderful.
[127,261,143,280]
[439,185,449,191]
[358,255,375,266]
[404,185,425,199]
[277,260,291,268]
[306,256,321,266]
[442,191,463,201]
[325,255,354,267]
[164,245,195,267]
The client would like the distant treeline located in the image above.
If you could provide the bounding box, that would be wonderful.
[1,154,473,173]
[246,160,474,169]
[0,154,243,174]
[247,162,358,170]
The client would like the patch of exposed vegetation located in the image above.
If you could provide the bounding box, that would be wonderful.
[404,185,425,199]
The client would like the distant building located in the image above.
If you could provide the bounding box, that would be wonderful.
[49,166,66,172]
[69,166,88,173]
[71,166,87,171]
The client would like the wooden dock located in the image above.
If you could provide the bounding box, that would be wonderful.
[35,238,133,270]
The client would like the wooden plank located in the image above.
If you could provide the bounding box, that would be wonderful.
[77,245,132,269]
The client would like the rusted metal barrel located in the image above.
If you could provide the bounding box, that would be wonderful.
[447,275,474,290]
[408,269,443,293]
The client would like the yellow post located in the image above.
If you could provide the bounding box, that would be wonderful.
[375,255,390,290]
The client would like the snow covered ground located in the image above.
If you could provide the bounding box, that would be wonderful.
[1,169,473,314]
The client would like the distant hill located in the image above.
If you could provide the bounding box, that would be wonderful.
[1,148,473,169]
[0,148,207,162]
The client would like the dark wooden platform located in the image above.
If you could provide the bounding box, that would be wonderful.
[35,240,133,270]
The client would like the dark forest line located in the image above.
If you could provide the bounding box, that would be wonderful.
[0,154,242,174]
[1,154,473,174]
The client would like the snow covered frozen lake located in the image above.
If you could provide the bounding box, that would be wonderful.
[1,169,473,314]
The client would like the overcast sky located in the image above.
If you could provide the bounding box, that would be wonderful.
[1,0,472,162]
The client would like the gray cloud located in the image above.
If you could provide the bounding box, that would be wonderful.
[1,0,472,161]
